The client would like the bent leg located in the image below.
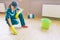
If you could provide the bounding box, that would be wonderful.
[18,13,25,26]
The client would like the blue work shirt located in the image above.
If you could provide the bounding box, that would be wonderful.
[5,8,19,25]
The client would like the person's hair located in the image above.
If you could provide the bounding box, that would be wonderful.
[9,1,18,8]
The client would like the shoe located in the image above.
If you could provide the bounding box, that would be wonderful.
[10,26,18,35]
[22,26,28,28]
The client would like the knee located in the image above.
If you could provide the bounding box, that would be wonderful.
[19,13,23,18]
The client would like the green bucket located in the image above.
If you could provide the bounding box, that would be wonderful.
[42,18,51,30]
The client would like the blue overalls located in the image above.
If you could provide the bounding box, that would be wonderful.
[5,8,25,27]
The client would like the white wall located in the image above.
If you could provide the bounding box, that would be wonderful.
[42,4,60,18]
[0,3,5,12]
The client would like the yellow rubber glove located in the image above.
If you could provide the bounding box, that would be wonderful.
[10,26,18,35]
[15,9,24,19]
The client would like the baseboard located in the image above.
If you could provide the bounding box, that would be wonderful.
[42,16,60,21]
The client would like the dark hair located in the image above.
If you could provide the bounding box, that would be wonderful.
[9,1,18,8]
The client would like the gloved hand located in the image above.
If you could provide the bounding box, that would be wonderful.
[10,26,18,35]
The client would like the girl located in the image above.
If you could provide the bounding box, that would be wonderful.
[5,1,28,34]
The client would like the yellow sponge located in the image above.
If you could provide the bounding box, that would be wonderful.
[10,26,18,35]
[15,11,21,19]
[15,9,23,19]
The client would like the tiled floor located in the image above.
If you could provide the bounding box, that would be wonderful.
[0,14,60,40]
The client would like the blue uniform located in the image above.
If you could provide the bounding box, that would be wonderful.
[5,8,25,26]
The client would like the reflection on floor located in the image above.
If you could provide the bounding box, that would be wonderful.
[0,14,60,40]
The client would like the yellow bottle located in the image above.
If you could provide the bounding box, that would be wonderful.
[15,11,21,19]
[15,9,23,19]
